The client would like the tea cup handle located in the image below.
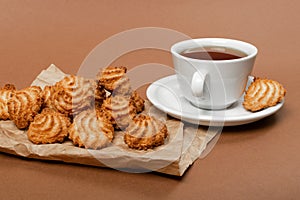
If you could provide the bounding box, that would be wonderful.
[191,71,207,97]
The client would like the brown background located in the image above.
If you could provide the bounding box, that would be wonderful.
[0,0,299,199]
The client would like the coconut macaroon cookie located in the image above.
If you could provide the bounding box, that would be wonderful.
[41,85,55,109]
[27,108,71,144]
[243,77,286,112]
[101,95,137,130]
[0,84,16,120]
[97,66,131,95]
[51,75,95,116]
[68,109,114,150]
[130,90,145,113]
[124,114,168,150]
[8,86,43,129]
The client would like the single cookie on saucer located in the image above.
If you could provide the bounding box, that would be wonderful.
[243,77,286,112]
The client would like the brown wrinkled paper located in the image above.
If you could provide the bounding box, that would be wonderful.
[0,64,218,176]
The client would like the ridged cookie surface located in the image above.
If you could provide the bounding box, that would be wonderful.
[51,75,94,116]
[27,108,71,144]
[124,114,168,150]
[68,110,114,149]
[8,86,43,129]
[130,90,145,113]
[98,66,131,95]
[0,84,16,120]
[41,85,55,109]
[243,77,286,112]
[101,95,137,130]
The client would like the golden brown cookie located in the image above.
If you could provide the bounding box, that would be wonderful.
[41,85,55,109]
[124,114,168,150]
[0,84,16,120]
[95,105,113,123]
[8,86,43,129]
[98,66,131,95]
[68,109,114,149]
[51,75,94,116]
[243,77,286,112]
[27,108,71,144]
[101,95,137,130]
[130,90,145,113]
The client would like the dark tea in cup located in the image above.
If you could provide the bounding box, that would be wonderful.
[180,46,247,61]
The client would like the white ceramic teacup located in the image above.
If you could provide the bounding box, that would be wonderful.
[171,38,257,110]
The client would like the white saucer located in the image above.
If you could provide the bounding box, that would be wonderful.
[146,75,284,126]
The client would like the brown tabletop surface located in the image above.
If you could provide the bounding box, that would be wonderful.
[0,0,299,199]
